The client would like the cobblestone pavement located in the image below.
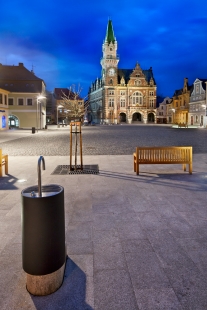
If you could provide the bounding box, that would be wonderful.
[0,124,206,155]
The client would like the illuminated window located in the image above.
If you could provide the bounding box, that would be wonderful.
[109,90,114,95]
[120,99,125,107]
[131,91,143,105]
[109,98,114,107]
[149,99,154,107]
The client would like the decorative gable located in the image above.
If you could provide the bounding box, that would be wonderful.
[128,63,147,86]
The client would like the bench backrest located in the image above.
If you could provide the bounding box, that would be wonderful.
[136,147,192,163]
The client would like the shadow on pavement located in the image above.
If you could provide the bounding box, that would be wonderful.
[31,256,93,310]
[0,174,19,190]
[98,170,207,192]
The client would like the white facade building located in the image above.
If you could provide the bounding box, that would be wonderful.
[188,79,207,127]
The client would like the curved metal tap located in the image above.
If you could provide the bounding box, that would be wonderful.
[37,156,46,197]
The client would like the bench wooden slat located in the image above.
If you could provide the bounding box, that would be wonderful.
[133,146,192,175]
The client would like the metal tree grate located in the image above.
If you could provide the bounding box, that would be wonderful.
[51,165,99,175]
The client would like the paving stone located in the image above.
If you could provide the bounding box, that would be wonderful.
[93,213,116,231]
[135,288,183,310]
[94,242,126,271]
[164,265,207,310]
[117,220,146,240]
[137,211,168,232]
[94,269,138,310]
[121,239,155,253]
[125,251,171,289]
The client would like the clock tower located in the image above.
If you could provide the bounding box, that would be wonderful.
[100,20,119,86]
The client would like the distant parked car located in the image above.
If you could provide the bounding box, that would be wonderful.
[91,121,96,126]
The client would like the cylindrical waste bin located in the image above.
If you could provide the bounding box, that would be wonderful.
[32,127,35,134]
[21,184,65,296]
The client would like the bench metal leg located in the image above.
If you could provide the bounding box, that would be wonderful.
[183,164,186,171]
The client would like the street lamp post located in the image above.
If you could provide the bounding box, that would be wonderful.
[36,95,46,132]
[171,108,175,124]
[57,105,63,127]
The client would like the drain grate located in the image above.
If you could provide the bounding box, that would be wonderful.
[51,165,99,175]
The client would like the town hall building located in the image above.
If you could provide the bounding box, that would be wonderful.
[88,20,157,124]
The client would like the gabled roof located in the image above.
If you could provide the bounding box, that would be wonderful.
[196,78,207,91]
[105,20,116,44]
[0,63,45,93]
[117,67,156,85]
[53,88,83,100]
[173,84,193,97]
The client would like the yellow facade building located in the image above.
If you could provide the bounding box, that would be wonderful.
[171,78,192,125]
[0,63,46,129]
[0,88,9,130]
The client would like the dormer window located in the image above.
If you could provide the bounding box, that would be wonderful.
[135,80,141,86]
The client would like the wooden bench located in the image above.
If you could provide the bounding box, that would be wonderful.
[0,149,8,177]
[133,146,192,175]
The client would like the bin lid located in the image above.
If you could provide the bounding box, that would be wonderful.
[21,184,63,198]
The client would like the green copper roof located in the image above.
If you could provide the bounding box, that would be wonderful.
[105,20,115,44]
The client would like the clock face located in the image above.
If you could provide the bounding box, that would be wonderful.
[108,68,115,76]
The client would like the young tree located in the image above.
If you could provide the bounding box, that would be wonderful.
[60,84,85,121]
[58,85,86,170]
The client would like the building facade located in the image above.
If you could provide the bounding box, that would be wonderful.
[0,88,9,130]
[171,78,192,125]
[156,97,172,124]
[188,79,207,127]
[88,20,157,124]
[0,63,46,129]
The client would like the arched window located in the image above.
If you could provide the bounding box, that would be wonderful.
[131,91,143,105]
[120,99,125,107]
[109,79,113,85]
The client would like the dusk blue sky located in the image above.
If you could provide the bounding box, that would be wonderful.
[1,0,207,98]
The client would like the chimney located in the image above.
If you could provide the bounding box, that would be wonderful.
[19,63,24,67]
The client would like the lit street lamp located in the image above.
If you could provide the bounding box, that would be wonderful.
[57,105,63,127]
[36,95,46,132]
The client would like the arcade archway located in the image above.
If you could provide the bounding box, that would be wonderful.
[9,115,19,128]
[148,113,155,123]
[119,113,126,122]
[132,112,142,122]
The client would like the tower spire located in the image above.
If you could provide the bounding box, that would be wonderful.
[105,20,116,44]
